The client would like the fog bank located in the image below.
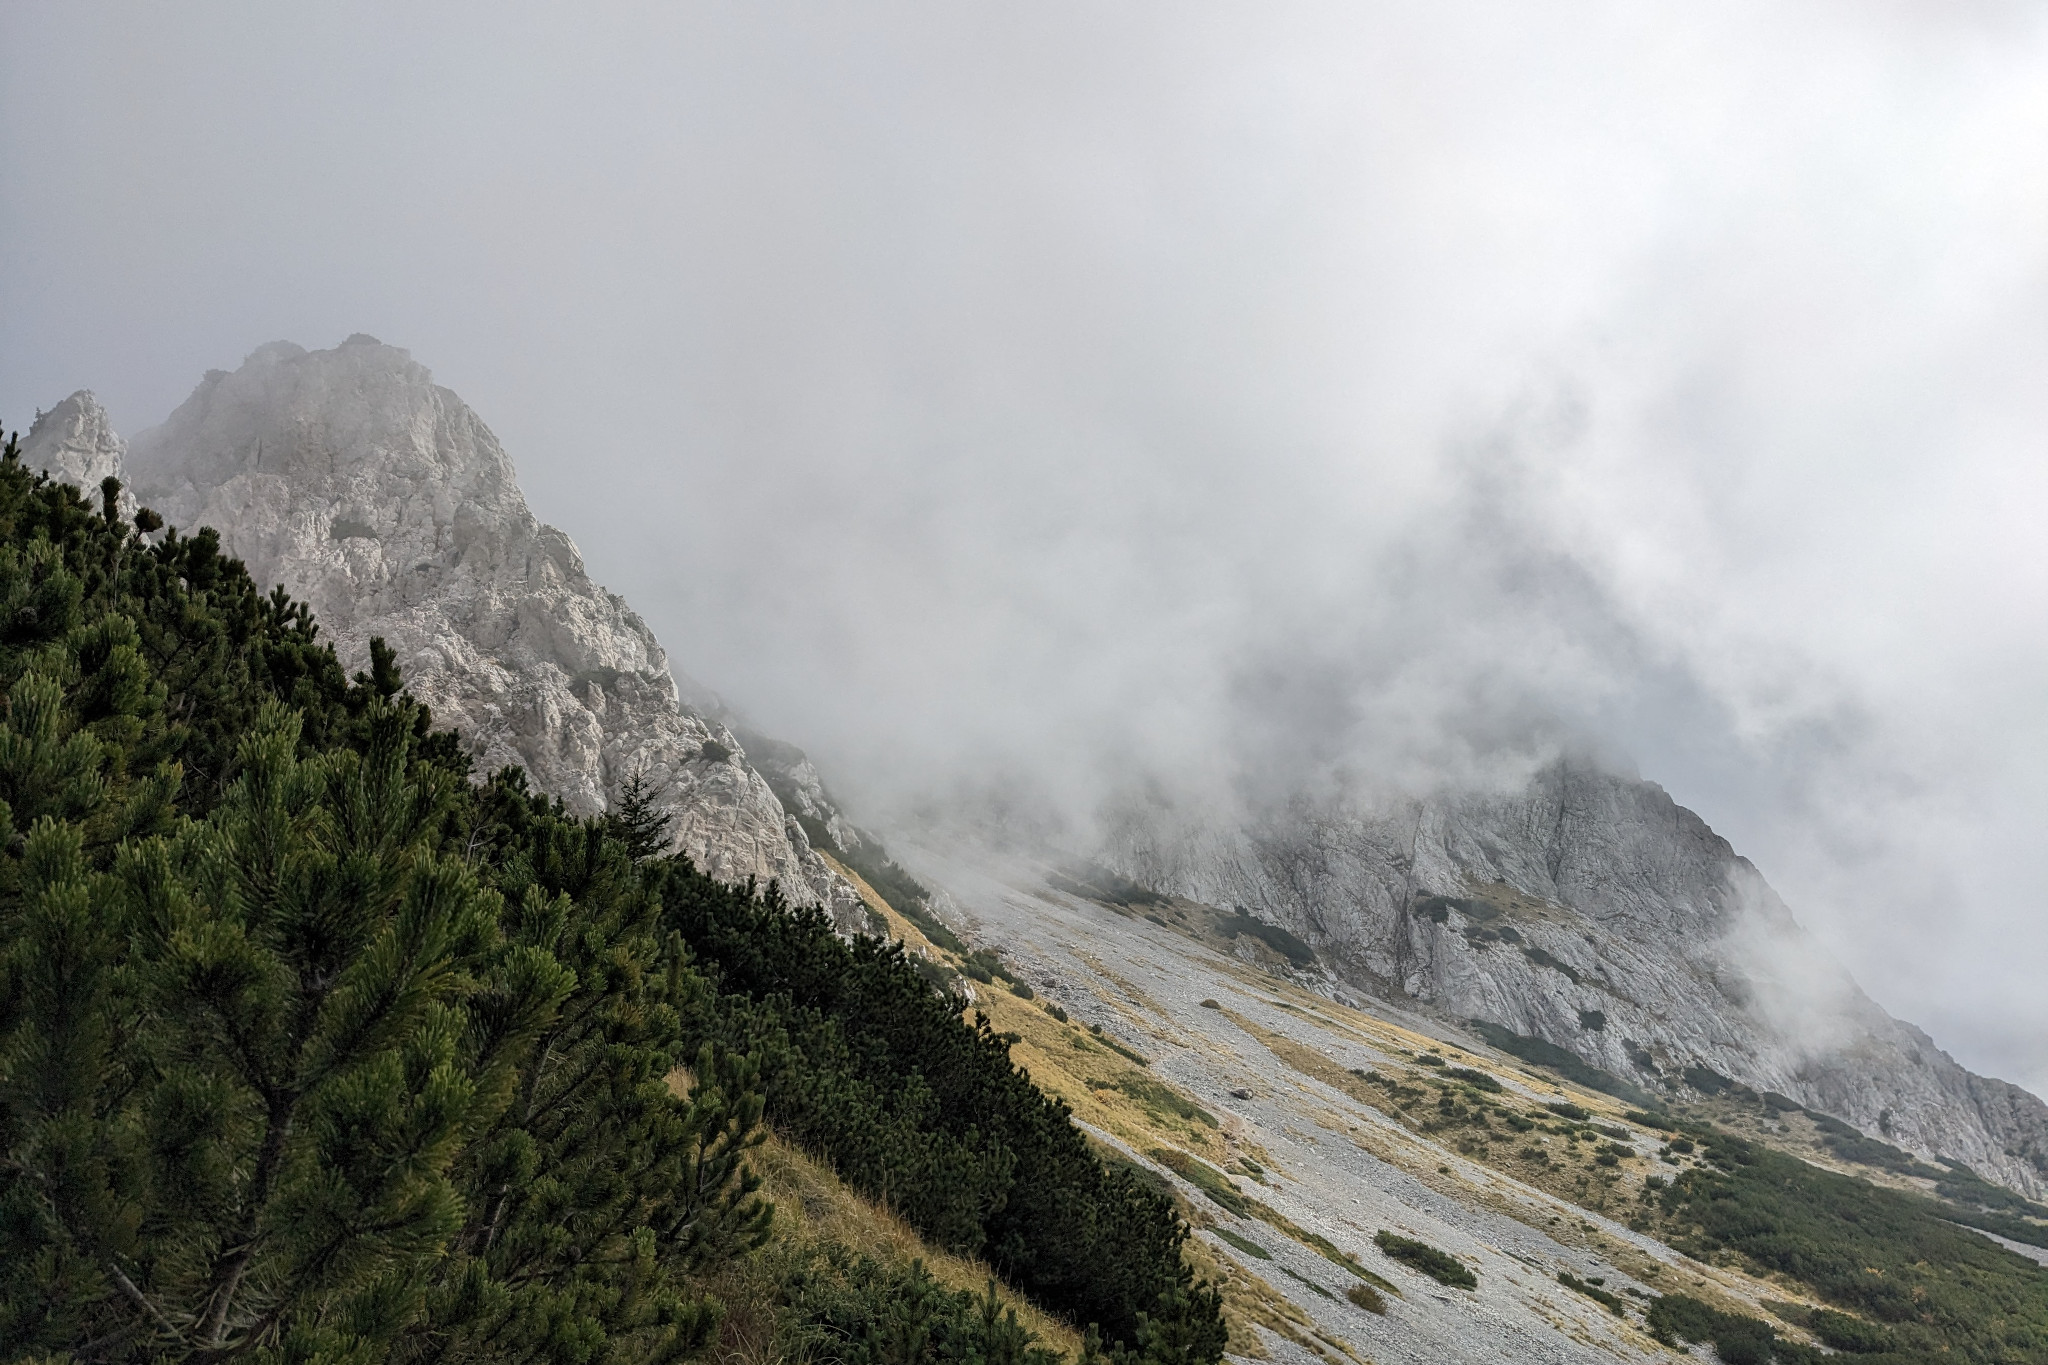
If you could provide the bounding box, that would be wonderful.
[4,2,2047,1093]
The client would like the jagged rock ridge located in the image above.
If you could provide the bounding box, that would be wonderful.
[45,337,860,927]
[1099,760,2048,1197]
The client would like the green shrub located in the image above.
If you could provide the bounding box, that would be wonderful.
[1809,1308,1894,1354]
[1521,945,1583,983]
[0,461,773,1362]
[1650,1123,2048,1362]
[1547,1101,1590,1121]
[1373,1232,1476,1289]
[1645,1295,1776,1365]
[1095,1032,1152,1068]
[667,879,1220,1355]
[1412,894,1502,926]
[1150,1148,1246,1216]
[1212,1228,1271,1260]
[774,1251,1068,1365]
[1683,1064,1734,1095]
[1445,1066,1503,1092]
[1344,1282,1387,1314]
[1119,1076,1217,1129]
[1558,1272,1625,1315]
[1280,1268,1333,1300]
[1047,863,1170,908]
[1217,909,1316,967]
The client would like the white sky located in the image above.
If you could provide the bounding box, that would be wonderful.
[5,2,2047,1094]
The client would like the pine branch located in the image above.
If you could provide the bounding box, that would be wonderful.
[106,1262,180,1342]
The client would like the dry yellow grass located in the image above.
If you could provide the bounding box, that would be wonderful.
[747,1131,1086,1357]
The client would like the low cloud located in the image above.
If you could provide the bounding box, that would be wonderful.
[4,2,2046,1093]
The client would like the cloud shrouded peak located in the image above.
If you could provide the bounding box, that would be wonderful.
[1,3,2046,1096]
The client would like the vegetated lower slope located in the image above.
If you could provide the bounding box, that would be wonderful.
[1368,1039,2048,1361]
[0,447,1225,1365]
[939,861,2048,1364]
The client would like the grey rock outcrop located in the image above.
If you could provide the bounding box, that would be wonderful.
[22,392,128,504]
[1101,761,2048,1197]
[103,336,860,926]
[735,729,867,856]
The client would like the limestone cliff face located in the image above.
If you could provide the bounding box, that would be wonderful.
[22,392,128,503]
[104,336,859,926]
[1101,762,2048,1197]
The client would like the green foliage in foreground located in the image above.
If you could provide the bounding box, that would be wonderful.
[1371,1233,1475,1290]
[1653,1125,2048,1363]
[665,882,1224,1358]
[771,1252,1094,1365]
[0,458,767,1361]
[0,450,1224,1364]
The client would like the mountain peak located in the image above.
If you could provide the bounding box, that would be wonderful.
[121,338,864,926]
[22,390,124,492]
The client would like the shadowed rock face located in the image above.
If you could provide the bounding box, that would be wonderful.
[100,336,860,928]
[1100,762,2048,1196]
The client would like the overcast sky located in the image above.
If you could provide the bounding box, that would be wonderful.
[5,2,2047,1095]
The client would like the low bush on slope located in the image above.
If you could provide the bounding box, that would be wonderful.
[0,448,1223,1365]
[1371,1233,1475,1290]
[1648,1124,2048,1363]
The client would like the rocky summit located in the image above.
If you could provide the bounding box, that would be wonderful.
[21,390,126,504]
[72,335,864,929]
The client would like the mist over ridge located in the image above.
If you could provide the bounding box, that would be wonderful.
[4,2,2048,1104]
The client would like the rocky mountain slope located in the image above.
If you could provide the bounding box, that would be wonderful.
[30,337,861,927]
[27,336,2047,1360]
[1094,763,2048,1199]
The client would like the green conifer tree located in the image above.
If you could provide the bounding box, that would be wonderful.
[605,767,673,861]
